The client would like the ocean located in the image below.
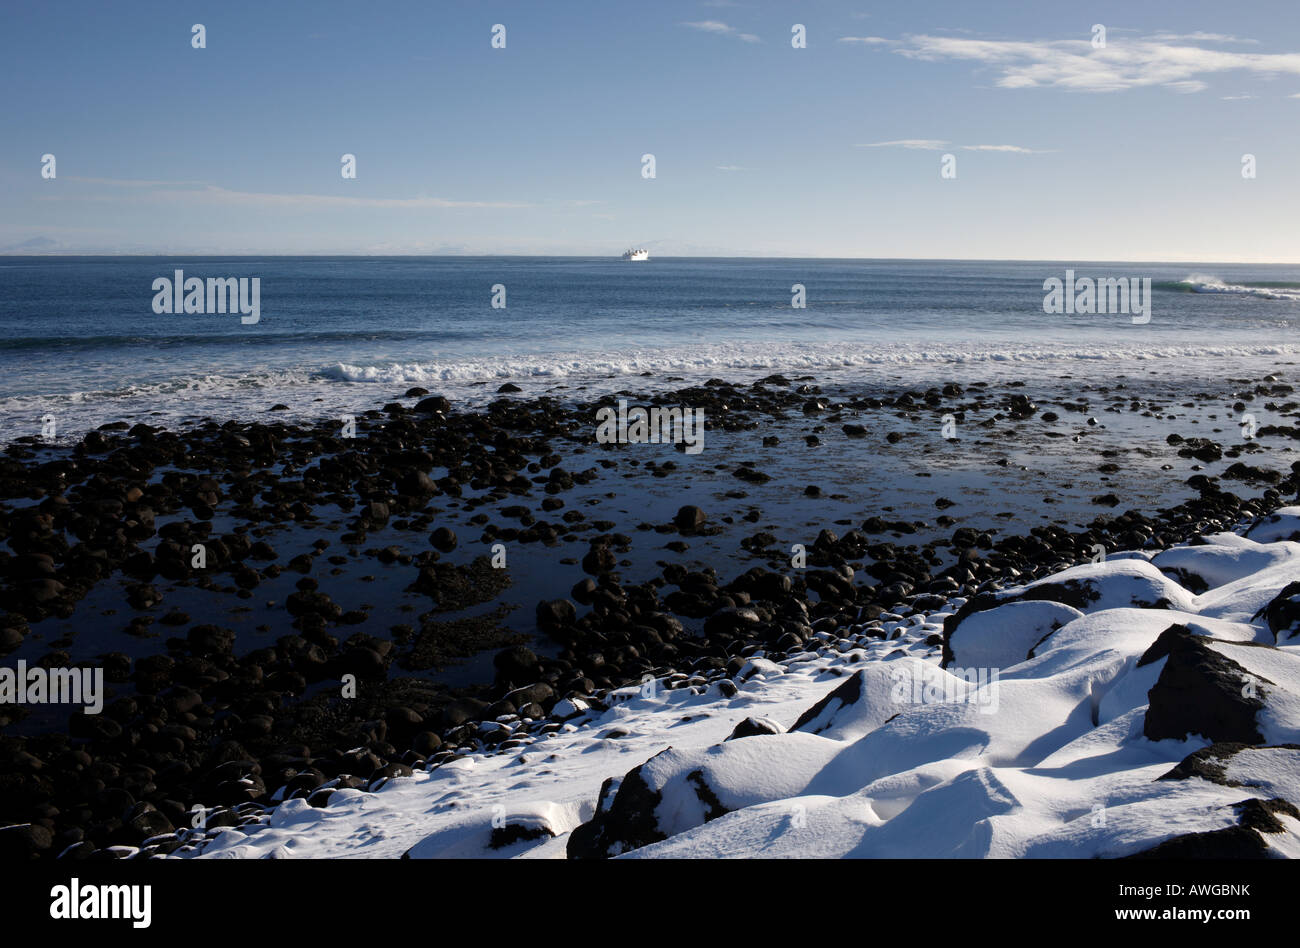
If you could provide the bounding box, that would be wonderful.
[3,256,1300,441]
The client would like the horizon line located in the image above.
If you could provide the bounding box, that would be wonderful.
[1,253,1297,266]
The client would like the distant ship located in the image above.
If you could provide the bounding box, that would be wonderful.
[622,248,650,261]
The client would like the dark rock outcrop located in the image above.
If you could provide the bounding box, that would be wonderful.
[1139,625,1270,745]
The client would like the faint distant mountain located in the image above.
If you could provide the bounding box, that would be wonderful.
[2,236,63,252]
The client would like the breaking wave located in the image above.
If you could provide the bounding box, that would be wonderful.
[1156,274,1300,301]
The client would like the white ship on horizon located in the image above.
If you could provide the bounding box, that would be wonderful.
[622,247,650,261]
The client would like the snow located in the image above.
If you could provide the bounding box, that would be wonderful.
[1243,507,1300,543]
[1152,536,1300,589]
[1222,747,1300,799]
[179,509,1300,860]
[946,600,1083,668]
[1011,558,1200,613]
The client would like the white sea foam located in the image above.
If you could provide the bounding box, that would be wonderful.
[1181,273,1300,301]
[321,339,1300,385]
[4,339,1299,446]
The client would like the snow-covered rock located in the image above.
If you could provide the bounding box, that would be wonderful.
[943,599,1083,669]
[1152,537,1300,592]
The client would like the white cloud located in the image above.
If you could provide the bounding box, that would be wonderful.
[837,36,896,45]
[683,20,731,34]
[1149,32,1258,44]
[960,144,1046,153]
[855,139,949,150]
[878,32,1300,94]
[715,165,750,171]
[681,21,760,43]
[857,140,1046,154]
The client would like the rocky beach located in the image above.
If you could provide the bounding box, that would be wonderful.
[2,366,1299,860]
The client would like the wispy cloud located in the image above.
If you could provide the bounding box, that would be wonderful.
[1220,94,1256,100]
[960,144,1048,153]
[681,21,760,43]
[715,165,750,171]
[849,32,1300,94]
[187,186,530,210]
[1149,32,1259,44]
[66,175,208,189]
[837,36,896,46]
[855,139,949,150]
[858,140,1046,154]
[45,180,532,210]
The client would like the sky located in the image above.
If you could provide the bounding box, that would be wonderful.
[2,0,1299,260]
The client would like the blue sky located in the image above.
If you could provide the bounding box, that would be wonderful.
[2,0,1299,259]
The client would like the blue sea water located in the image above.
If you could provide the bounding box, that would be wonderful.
[2,256,1299,440]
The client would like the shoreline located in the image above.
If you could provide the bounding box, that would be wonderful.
[1,370,1299,859]
[5,343,1300,451]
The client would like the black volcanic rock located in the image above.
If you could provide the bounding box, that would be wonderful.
[1158,742,1300,785]
[566,763,666,859]
[1126,798,1299,858]
[430,527,458,552]
[1139,625,1269,745]
[535,598,577,629]
[414,396,451,414]
[673,505,707,532]
[725,716,784,741]
[581,543,616,575]
[494,644,539,684]
[1253,581,1300,642]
